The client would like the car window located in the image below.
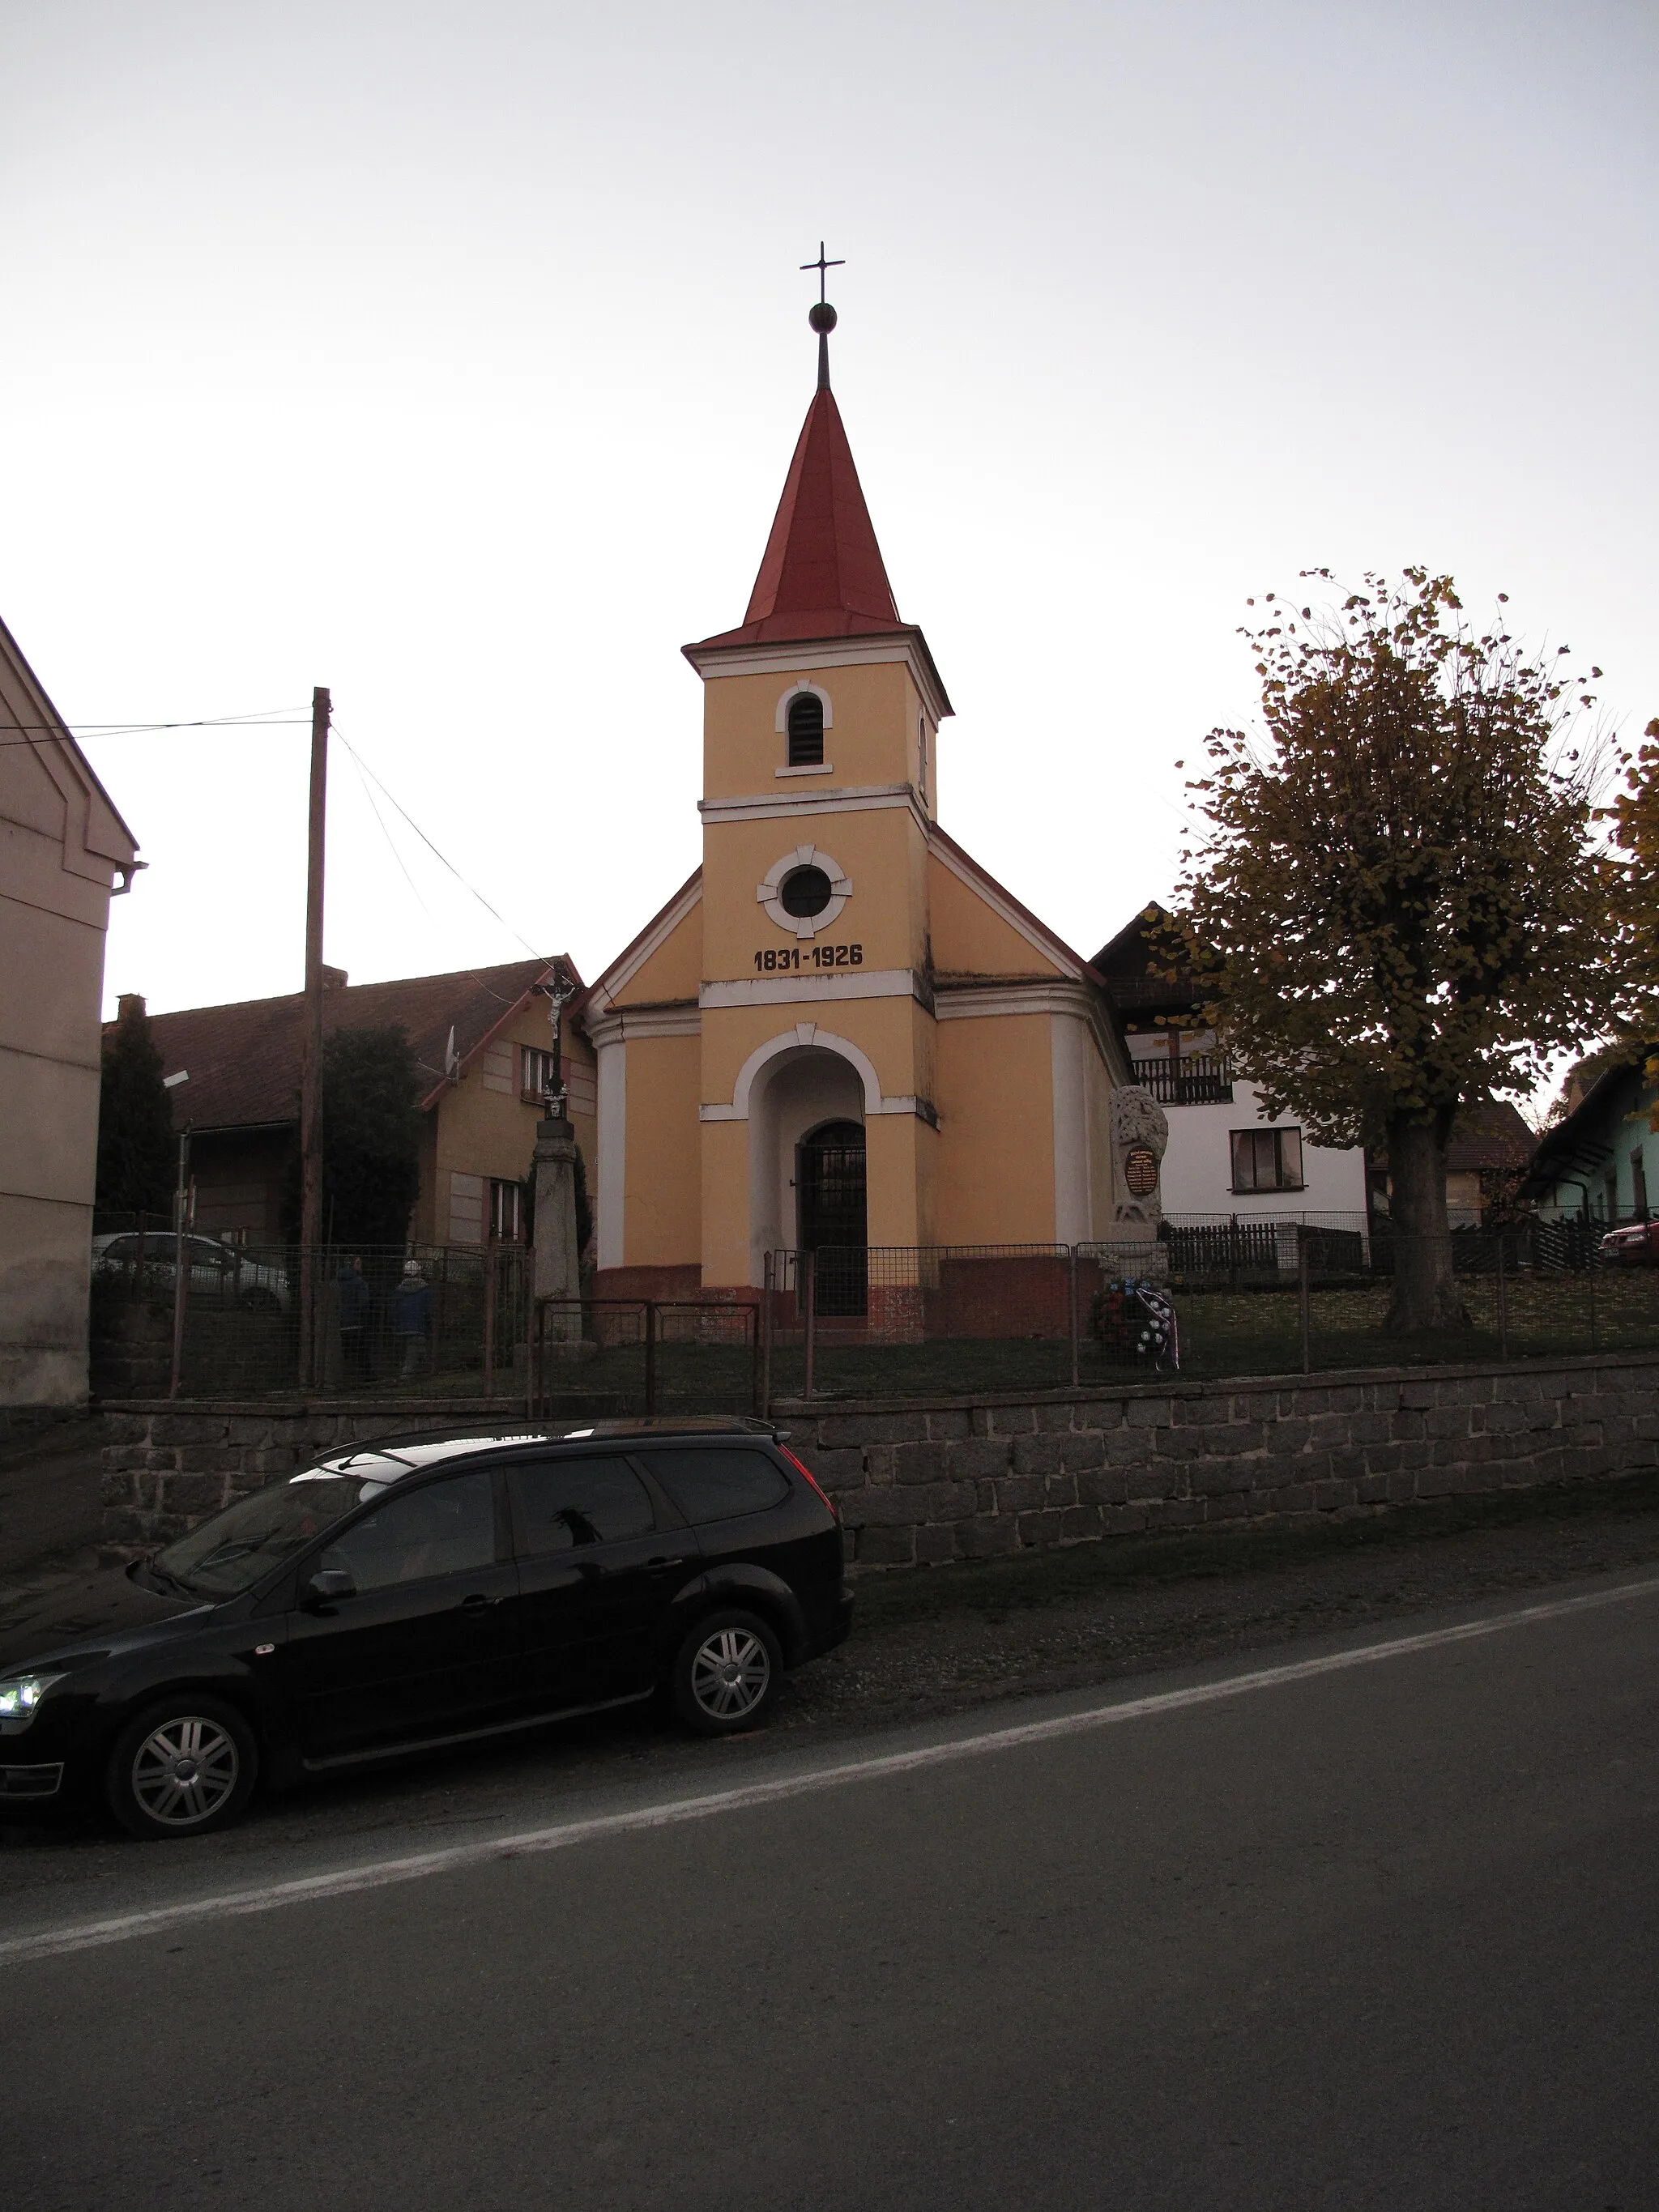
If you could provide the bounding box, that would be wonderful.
[101,1236,138,1261]
[637,1447,789,1524]
[157,1470,392,1597]
[322,1472,497,1590]
[508,1455,655,1554]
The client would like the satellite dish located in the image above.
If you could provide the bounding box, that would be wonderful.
[444,1025,460,1084]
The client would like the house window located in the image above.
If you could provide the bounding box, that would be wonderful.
[1230,1126,1305,1193]
[522,1046,558,1102]
[787,692,824,766]
[489,1178,523,1244]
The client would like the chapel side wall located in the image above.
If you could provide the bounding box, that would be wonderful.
[932,1013,1056,1245]
[1086,1043,1116,1240]
[622,1032,702,1268]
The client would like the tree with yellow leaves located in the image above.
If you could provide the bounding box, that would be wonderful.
[1172,569,1617,1332]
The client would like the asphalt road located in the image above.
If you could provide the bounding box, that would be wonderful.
[6,1574,1659,2211]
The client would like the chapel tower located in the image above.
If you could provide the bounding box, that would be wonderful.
[582,276,1124,1302]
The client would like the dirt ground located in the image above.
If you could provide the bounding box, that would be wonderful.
[774,1471,1659,1735]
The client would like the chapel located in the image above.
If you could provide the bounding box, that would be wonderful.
[581,292,1134,1310]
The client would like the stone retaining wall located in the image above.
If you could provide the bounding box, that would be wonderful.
[778,1352,1659,1566]
[96,1353,1659,1562]
[99,1398,526,1551]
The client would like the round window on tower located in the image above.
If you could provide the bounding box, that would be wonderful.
[778,865,833,918]
[757,846,852,938]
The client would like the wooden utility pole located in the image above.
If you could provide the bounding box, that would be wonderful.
[298,684,330,1386]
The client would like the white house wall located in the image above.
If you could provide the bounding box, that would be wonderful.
[1158,1080,1368,1221]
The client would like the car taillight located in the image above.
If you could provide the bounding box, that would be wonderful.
[777,1443,839,1519]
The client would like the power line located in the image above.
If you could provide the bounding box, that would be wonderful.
[0,709,310,748]
[329,722,548,962]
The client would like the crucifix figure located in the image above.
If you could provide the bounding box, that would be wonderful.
[535,970,580,1123]
[800,242,844,390]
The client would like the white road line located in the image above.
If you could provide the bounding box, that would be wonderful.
[6,1571,1659,1970]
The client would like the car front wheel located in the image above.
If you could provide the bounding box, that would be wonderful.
[670,1610,783,1737]
[106,1696,258,1840]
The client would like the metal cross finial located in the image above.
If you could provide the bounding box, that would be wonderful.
[800,243,844,304]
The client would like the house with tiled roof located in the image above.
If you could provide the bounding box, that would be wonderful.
[119,957,595,1251]
[1091,904,1369,1227]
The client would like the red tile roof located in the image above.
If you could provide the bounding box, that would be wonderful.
[120,959,566,1133]
[689,387,906,650]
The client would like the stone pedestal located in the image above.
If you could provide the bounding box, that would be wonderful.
[1110,1085,1171,1278]
[532,1115,583,1346]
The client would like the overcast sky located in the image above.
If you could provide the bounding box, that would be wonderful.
[4,0,1654,1022]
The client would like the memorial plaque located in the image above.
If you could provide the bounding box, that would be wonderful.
[1124,1144,1159,1197]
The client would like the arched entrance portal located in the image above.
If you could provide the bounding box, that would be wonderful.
[797,1119,868,1315]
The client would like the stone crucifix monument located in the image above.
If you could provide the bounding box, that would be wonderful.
[1110,1084,1171,1270]
[531,972,583,1348]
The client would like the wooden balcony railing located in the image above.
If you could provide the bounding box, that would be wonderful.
[1129,1055,1235,1105]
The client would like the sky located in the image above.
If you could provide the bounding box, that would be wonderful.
[3,0,1655,1026]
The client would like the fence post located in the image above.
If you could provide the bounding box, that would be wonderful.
[1298,1227,1311,1375]
[644,1300,657,1418]
[760,1252,774,1421]
[1496,1235,1509,1361]
[804,1251,817,1400]
[1068,1245,1080,1389]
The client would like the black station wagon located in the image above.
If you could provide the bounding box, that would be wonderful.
[0,1419,851,1841]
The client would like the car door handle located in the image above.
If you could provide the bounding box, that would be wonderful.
[646,1555,691,1571]
[461,1592,501,1609]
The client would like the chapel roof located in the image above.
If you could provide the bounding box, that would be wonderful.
[697,385,903,650]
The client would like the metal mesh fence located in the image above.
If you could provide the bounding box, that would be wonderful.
[750,1230,1659,1406]
[90,1238,531,1400]
[86,1216,1659,1409]
[530,1299,760,1420]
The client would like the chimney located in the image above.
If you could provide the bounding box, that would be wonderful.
[117,993,147,1021]
[322,966,349,991]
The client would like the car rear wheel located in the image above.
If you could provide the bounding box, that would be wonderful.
[106,1696,258,1840]
[670,1609,783,1737]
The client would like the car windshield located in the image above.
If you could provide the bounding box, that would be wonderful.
[153,1469,395,1598]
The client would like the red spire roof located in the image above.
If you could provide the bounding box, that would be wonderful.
[690,387,905,650]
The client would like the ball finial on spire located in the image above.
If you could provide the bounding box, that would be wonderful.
[800,243,844,391]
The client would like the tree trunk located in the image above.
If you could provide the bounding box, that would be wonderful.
[1384,1110,1465,1332]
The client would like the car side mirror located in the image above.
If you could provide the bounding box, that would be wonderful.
[301,1566,356,1609]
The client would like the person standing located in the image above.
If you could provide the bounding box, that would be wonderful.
[337,1255,371,1381]
[392,1259,432,1379]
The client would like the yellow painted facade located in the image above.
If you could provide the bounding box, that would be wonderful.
[578,364,1129,1290]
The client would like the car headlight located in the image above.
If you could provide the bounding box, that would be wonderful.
[0,1673,68,1733]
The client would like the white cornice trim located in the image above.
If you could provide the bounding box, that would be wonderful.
[935,981,1098,1021]
[684,633,953,727]
[927,832,1086,981]
[702,782,931,835]
[774,761,834,778]
[584,1001,701,1047]
[701,968,928,1010]
[936,978,1127,1080]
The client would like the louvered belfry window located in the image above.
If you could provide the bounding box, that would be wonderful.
[787,691,825,766]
